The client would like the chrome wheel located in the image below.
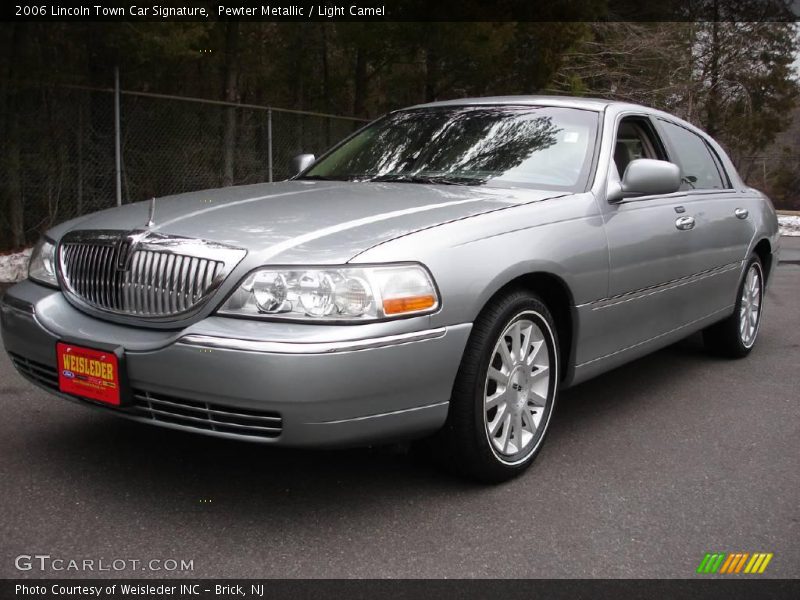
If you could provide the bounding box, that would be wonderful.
[739,263,762,348]
[484,313,553,464]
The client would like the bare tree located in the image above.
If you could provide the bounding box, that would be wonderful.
[222,22,240,187]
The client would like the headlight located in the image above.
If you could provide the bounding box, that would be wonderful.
[219,264,440,321]
[28,238,59,288]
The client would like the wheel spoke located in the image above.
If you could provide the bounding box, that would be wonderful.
[513,412,523,451]
[511,322,522,362]
[486,388,506,409]
[530,365,549,382]
[519,323,533,362]
[498,412,512,453]
[489,402,508,434]
[522,407,537,433]
[526,340,544,366]
[488,366,508,386]
[497,340,514,371]
[529,388,548,406]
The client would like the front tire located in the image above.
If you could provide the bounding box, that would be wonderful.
[703,255,765,358]
[434,290,560,483]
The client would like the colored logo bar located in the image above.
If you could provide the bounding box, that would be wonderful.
[697,552,773,574]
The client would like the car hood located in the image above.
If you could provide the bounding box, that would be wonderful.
[52,181,566,264]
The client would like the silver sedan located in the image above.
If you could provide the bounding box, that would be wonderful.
[1,96,780,482]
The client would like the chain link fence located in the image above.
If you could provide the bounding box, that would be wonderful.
[0,84,368,251]
[4,85,797,252]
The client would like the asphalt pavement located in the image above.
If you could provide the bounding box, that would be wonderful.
[0,259,798,579]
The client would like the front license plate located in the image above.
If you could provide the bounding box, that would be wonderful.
[57,342,121,406]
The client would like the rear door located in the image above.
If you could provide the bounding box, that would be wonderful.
[654,118,754,315]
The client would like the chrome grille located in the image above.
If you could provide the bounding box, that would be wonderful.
[58,230,246,321]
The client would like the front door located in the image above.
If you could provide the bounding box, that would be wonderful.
[594,115,708,356]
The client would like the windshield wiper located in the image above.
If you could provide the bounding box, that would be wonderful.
[368,174,480,186]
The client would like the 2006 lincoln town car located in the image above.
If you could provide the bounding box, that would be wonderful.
[1,97,780,481]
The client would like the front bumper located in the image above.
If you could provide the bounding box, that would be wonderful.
[1,281,471,447]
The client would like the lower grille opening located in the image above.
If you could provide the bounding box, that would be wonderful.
[9,353,60,392]
[131,390,283,439]
[8,352,282,439]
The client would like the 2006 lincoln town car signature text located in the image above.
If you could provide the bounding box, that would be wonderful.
[34,5,386,18]
[0,96,779,482]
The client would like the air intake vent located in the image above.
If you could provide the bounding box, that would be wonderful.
[132,391,283,439]
[8,352,282,441]
[9,353,60,391]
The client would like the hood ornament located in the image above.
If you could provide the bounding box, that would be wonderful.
[146,197,156,228]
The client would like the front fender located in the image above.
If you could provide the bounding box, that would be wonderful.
[352,192,608,327]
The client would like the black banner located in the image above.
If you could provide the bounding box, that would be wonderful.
[4,0,800,22]
[4,579,800,600]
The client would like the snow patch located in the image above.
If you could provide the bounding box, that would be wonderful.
[0,248,33,283]
[778,215,800,237]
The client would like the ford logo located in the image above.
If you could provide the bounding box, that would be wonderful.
[62,370,75,379]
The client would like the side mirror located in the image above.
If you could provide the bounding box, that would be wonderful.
[291,153,316,176]
[607,159,681,202]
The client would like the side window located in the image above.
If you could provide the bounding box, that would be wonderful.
[613,117,667,179]
[657,120,727,190]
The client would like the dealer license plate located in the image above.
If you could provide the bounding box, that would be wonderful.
[56,342,121,406]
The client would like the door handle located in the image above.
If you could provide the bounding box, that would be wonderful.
[675,216,695,230]
[734,208,749,219]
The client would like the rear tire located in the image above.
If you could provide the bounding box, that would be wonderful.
[431,289,560,483]
[703,255,764,358]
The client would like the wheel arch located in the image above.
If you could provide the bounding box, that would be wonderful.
[752,238,773,283]
[474,270,576,383]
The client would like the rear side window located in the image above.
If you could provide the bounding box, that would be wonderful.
[658,120,727,190]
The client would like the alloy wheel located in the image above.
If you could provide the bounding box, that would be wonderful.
[739,263,763,348]
[483,313,554,464]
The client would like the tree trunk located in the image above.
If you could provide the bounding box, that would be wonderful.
[3,24,25,248]
[320,24,331,146]
[704,4,721,137]
[222,22,240,187]
[291,26,305,153]
[76,97,84,216]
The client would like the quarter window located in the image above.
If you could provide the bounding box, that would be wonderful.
[658,120,727,190]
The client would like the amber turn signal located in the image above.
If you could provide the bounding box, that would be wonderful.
[382,295,437,315]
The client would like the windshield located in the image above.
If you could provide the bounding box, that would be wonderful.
[301,105,599,191]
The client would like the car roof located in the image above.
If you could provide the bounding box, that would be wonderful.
[406,95,631,112]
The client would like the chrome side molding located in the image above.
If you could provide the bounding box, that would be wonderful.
[177,327,448,354]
